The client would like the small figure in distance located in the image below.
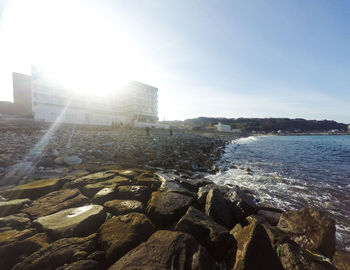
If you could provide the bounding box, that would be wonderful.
[169,126,173,136]
[146,126,150,136]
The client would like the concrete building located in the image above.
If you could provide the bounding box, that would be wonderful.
[11,66,158,127]
[215,122,231,132]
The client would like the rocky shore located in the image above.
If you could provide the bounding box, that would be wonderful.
[0,123,349,269]
[0,124,231,187]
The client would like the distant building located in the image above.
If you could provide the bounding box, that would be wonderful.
[215,122,231,132]
[10,66,158,127]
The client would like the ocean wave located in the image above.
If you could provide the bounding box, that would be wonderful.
[232,136,259,144]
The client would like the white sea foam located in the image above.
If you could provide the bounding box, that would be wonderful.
[232,136,259,144]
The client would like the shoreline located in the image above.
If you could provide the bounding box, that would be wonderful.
[0,124,349,269]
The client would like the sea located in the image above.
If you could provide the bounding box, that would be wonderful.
[206,135,350,252]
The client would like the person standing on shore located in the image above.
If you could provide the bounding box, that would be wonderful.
[169,126,173,136]
[146,126,150,136]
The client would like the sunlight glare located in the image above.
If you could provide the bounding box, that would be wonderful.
[1,0,154,97]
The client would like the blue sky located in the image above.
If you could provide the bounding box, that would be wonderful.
[0,0,349,123]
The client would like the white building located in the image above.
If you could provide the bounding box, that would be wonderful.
[214,122,241,133]
[12,67,158,127]
[215,122,232,132]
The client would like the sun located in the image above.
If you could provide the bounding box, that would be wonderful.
[0,0,155,97]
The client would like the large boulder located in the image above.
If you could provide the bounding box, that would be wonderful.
[104,199,143,215]
[0,229,35,247]
[0,232,50,270]
[92,187,116,205]
[67,172,115,190]
[233,221,284,270]
[98,213,155,266]
[108,230,215,270]
[147,191,193,226]
[0,213,31,230]
[197,184,229,210]
[225,185,257,221]
[34,205,106,238]
[116,185,150,204]
[279,242,336,270]
[0,178,63,200]
[156,173,195,197]
[0,198,31,217]
[176,206,236,266]
[277,208,336,258]
[82,176,130,198]
[12,234,97,270]
[22,188,89,218]
[205,188,235,229]
[135,172,161,191]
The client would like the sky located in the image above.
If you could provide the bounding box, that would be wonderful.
[0,0,349,123]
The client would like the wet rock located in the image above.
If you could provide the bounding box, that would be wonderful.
[279,242,336,270]
[22,188,89,218]
[0,178,63,200]
[0,232,50,270]
[98,213,155,266]
[116,185,150,204]
[245,215,292,250]
[333,251,350,270]
[82,176,129,198]
[176,206,236,266]
[108,230,215,270]
[0,198,31,217]
[34,205,106,238]
[156,173,195,197]
[104,199,143,215]
[63,155,82,166]
[197,184,229,210]
[147,191,193,226]
[67,172,115,190]
[92,187,116,205]
[225,185,257,221]
[205,188,234,229]
[277,208,336,258]
[0,229,35,247]
[0,213,31,229]
[233,221,284,270]
[177,177,213,193]
[135,172,161,190]
[12,234,97,270]
[257,208,283,226]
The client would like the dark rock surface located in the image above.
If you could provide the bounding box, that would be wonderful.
[0,213,31,229]
[205,188,234,229]
[0,198,31,217]
[11,233,98,270]
[22,188,89,218]
[0,178,62,200]
[277,208,336,258]
[108,230,215,270]
[333,251,350,270]
[176,206,236,266]
[233,221,284,270]
[279,242,337,270]
[147,191,193,226]
[98,212,155,266]
[225,185,257,222]
[104,199,143,215]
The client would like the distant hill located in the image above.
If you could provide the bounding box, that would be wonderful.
[182,117,348,132]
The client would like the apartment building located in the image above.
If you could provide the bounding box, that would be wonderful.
[11,67,158,127]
